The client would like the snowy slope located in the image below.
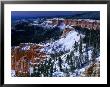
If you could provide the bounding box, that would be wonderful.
[36,30,97,77]
[41,30,85,54]
[11,28,99,77]
[39,29,99,77]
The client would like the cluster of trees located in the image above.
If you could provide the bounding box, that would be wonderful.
[12,19,100,77]
[30,29,100,77]
[11,21,63,46]
[76,27,100,57]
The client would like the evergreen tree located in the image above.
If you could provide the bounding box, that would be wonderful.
[70,57,75,72]
[66,54,70,64]
[65,67,70,77]
[85,44,89,63]
[74,41,78,52]
[58,57,63,71]
[49,62,54,77]
[79,36,83,54]
[91,48,97,62]
[31,65,41,77]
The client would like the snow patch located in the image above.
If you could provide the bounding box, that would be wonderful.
[11,70,16,77]
[42,30,85,54]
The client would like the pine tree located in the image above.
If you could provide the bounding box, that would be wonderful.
[88,29,92,46]
[79,36,83,54]
[32,65,41,77]
[58,57,62,71]
[70,57,75,72]
[85,44,89,63]
[74,56,78,69]
[66,54,70,64]
[65,67,70,77]
[74,41,78,52]
[91,48,97,62]
[49,62,54,77]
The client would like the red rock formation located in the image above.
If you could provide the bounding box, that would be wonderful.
[11,44,46,77]
[61,28,73,38]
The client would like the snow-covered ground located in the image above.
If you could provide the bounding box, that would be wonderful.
[35,29,99,77]
[41,30,85,54]
[11,28,100,77]
[11,70,16,77]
